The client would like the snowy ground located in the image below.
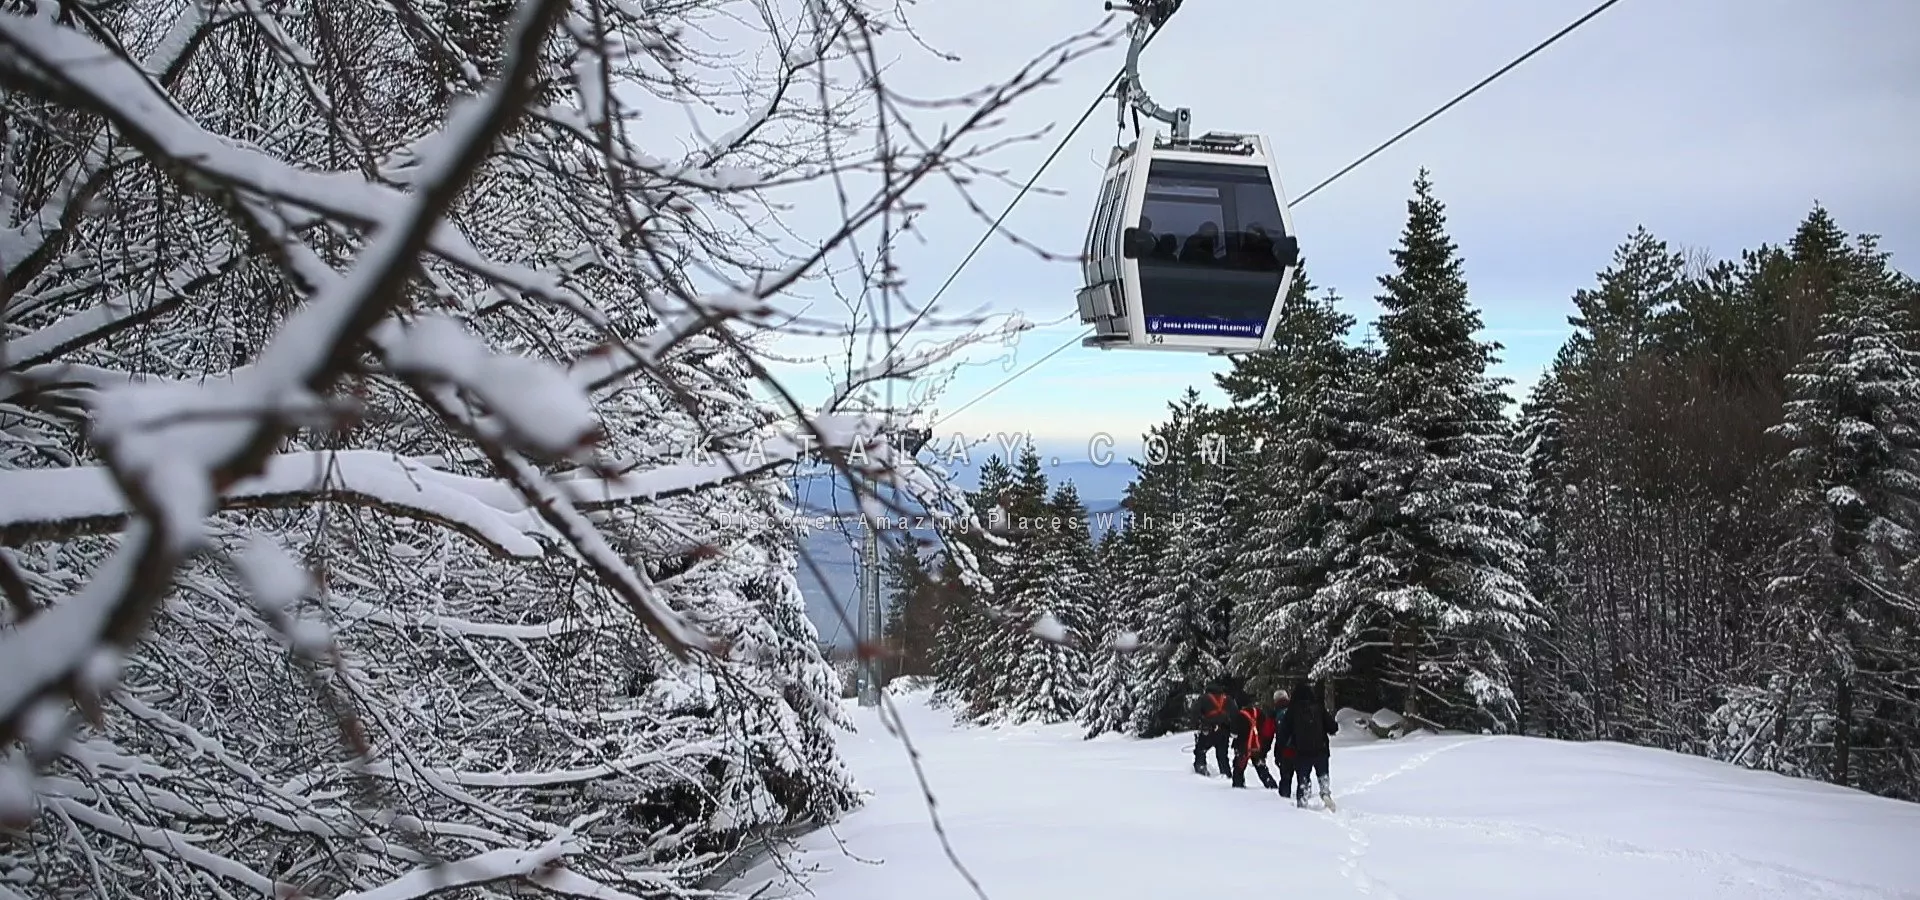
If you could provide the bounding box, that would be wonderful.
[731,688,1920,899]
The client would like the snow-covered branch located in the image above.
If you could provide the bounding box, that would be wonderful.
[0,0,1114,894]
[0,0,575,749]
[0,420,890,555]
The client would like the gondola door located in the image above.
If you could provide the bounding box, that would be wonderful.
[1076,145,1139,341]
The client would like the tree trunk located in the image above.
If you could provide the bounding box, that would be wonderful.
[1834,674,1853,787]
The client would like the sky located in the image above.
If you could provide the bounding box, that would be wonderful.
[752,0,1920,464]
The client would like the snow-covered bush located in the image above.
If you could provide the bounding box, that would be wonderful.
[885,675,935,697]
[1704,674,1835,780]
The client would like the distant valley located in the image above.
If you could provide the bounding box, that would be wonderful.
[790,458,1135,649]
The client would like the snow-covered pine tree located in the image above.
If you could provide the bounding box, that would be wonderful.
[1223,288,1373,700]
[1213,263,1330,581]
[1215,262,1322,433]
[1759,221,1920,799]
[997,479,1096,723]
[1080,522,1144,736]
[931,455,1017,718]
[659,351,863,837]
[982,445,1065,721]
[1124,393,1235,736]
[926,548,978,709]
[1702,671,1836,781]
[1304,170,1539,731]
[1512,370,1579,736]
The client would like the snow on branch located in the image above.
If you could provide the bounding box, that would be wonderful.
[0,0,1127,894]
[0,11,591,319]
[0,415,909,550]
[359,740,723,788]
[0,451,547,555]
[332,833,578,900]
[0,2,213,289]
[0,0,574,750]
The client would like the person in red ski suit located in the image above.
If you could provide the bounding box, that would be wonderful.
[1228,695,1279,789]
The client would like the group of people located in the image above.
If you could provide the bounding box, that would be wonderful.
[1134,216,1286,271]
[1189,675,1338,808]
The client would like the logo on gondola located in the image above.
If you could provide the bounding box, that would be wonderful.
[1144,317,1264,338]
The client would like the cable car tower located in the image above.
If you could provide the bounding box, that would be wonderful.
[1075,0,1301,353]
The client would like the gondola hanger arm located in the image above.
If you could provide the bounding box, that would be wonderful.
[1105,0,1191,141]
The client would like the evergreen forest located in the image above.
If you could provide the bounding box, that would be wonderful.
[887,171,1920,804]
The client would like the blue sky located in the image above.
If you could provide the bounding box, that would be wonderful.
[756,0,1920,464]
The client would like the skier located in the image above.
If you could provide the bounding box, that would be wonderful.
[1189,677,1237,776]
[1227,692,1278,789]
[1275,678,1338,809]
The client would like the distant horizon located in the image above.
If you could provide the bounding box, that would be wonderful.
[791,456,1135,649]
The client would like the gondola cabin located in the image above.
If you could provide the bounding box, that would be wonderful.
[1076,132,1300,353]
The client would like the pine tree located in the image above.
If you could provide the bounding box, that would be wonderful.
[1764,226,1920,798]
[999,479,1096,723]
[882,539,941,680]
[1562,227,1684,386]
[927,549,985,710]
[1124,397,1235,736]
[1302,170,1539,731]
[1512,372,1578,736]
[1513,228,1690,739]
[1215,261,1321,430]
[925,452,1021,717]
[1224,290,1373,699]
[931,456,1017,716]
[962,447,1040,719]
[1080,524,1144,736]
[1557,227,1688,483]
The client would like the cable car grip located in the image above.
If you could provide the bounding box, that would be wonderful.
[1105,0,1190,141]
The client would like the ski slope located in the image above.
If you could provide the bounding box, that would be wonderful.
[732,687,1920,899]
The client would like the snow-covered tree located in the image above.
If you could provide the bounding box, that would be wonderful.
[1224,288,1373,700]
[1298,170,1539,731]
[1703,671,1836,782]
[1759,226,1920,797]
[931,455,1017,718]
[996,478,1095,723]
[0,0,1104,894]
[1122,392,1233,736]
[1080,523,1144,736]
[1510,225,1714,743]
[882,537,942,681]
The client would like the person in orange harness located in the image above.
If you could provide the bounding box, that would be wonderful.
[1190,678,1237,776]
[1227,693,1279,789]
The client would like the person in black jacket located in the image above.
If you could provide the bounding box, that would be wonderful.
[1222,673,1255,710]
[1274,678,1338,808]
[1189,677,1237,776]
[1269,689,1296,797]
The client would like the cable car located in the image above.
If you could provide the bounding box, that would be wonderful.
[1075,0,1300,354]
